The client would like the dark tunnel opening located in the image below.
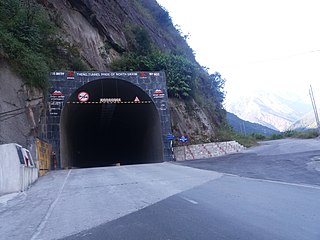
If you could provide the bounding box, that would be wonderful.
[60,79,164,168]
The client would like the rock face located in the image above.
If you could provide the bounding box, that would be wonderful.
[0,60,44,148]
[42,0,193,70]
[169,99,214,144]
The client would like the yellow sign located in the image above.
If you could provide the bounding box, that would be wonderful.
[36,138,52,176]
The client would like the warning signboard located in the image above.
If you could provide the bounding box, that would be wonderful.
[52,90,63,96]
[153,89,165,99]
[78,92,89,102]
[36,138,52,176]
[134,96,140,103]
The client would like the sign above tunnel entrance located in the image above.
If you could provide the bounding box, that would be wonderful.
[78,92,90,102]
[100,98,122,104]
[50,71,162,80]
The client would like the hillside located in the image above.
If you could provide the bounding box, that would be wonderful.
[0,0,226,147]
[227,112,280,136]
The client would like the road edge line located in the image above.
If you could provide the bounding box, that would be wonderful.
[224,173,320,190]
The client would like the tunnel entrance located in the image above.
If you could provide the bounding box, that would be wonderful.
[60,79,163,168]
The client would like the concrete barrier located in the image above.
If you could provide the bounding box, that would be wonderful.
[0,143,38,195]
[173,141,246,161]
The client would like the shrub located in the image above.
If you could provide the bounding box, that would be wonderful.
[0,0,55,88]
[270,134,283,140]
[232,134,257,147]
[0,0,89,89]
[295,130,319,139]
[251,133,266,140]
[111,50,196,98]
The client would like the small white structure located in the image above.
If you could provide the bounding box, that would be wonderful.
[0,143,38,195]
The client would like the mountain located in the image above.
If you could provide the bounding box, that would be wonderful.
[227,112,280,136]
[226,91,312,131]
[289,110,318,130]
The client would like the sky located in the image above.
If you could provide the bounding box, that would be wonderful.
[156,0,320,105]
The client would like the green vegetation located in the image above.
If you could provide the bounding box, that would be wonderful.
[134,0,173,28]
[112,49,197,98]
[232,134,258,148]
[250,133,266,140]
[213,125,259,147]
[282,130,319,139]
[0,0,89,89]
[112,25,226,130]
[261,130,319,140]
[270,133,283,140]
[230,129,320,148]
[0,0,54,88]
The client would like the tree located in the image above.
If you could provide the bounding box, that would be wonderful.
[208,72,225,106]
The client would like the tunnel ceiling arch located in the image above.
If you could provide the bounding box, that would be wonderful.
[44,71,172,168]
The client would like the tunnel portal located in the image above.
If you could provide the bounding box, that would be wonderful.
[61,79,162,167]
[45,71,172,168]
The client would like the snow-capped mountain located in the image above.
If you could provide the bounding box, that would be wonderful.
[226,90,312,131]
[289,110,318,130]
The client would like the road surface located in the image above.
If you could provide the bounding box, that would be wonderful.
[0,138,319,240]
[64,175,320,240]
[178,138,320,186]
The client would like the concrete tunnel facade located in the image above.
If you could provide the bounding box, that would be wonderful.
[44,71,172,168]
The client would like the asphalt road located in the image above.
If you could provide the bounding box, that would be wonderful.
[178,138,320,186]
[1,138,320,240]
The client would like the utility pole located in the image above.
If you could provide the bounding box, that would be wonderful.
[309,85,320,133]
[243,122,247,136]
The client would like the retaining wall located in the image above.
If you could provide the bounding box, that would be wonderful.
[174,141,245,161]
[0,143,38,195]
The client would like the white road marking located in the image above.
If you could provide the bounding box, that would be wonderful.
[31,169,72,240]
[181,196,199,205]
[224,173,320,190]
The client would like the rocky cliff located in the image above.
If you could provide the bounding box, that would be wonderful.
[41,0,194,70]
[0,60,44,148]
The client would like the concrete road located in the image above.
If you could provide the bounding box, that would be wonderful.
[0,163,222,240]
[1,138,320,239]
